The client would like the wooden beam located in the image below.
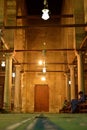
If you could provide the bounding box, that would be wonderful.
[0,49,13,53]
[20,70,65,73]
[0,48,85,53]
[16,14,73,19]
[4,23,87,29]
[13,62,73,65]
[14,48,85,52]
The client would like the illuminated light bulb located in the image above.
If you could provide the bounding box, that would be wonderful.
[42,67,46,73]
[69,80,71,85]
[38,60,43,65]
[12,72,15,77]
[1,61,5,67]
[42,9,50,20]
[41,76,46,81]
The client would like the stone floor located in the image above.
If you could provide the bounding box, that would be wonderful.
[0,113,87,130]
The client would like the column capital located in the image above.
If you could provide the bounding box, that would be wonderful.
[5,52,14,59]
[15,64,21,67]
[69,64,76,70]
[64,72,69,77]
[0,28,3,37]
[75,50,82,57]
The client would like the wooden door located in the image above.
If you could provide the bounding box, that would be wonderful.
[34,84,49,112]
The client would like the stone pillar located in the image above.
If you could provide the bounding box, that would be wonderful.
[4,53,12,111]
[69,65,76,100]
[64,73,70,101]
[76,51,85,92]
[4,0,16,49]
[14,65,21,112]
[20,71,24,112]
[0,0,4,26]
[72,0,85,48]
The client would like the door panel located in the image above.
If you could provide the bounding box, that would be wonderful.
[34,84,49,112]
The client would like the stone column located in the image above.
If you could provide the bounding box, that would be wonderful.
[14,65,21,112]
[20,71,24,112]
[72,0,84,48]
[4,53,12,111]
[0,0,4,26]
[76,51,85,92]
[69,65,76,100]
[4,0,16,49]
[64,73,70,101]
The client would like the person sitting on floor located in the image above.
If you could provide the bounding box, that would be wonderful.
[62,99,69,110]
[59,99,70,113]
[71,91,86,113]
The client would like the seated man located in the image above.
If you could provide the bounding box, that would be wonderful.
[59,99,70,113]
[71,91,85,113]
[62,99,70,110]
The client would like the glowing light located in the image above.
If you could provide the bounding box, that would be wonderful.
[12,72,15,77]
[42,67,46,73]
[41,76,46,81]
[42,9,50,20]
[38,60,43,65]
[69,80,71,85]
[1,61,5,67]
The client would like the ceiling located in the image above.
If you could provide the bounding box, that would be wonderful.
[0,0,87,72]
[25,0,63,16]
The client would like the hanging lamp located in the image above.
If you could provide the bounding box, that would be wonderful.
[42,0,50,20]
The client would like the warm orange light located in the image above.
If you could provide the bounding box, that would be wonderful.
[41,76,46,81]
[69,80,71,85]
[38,60,43,65]
[42,67,46,73]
